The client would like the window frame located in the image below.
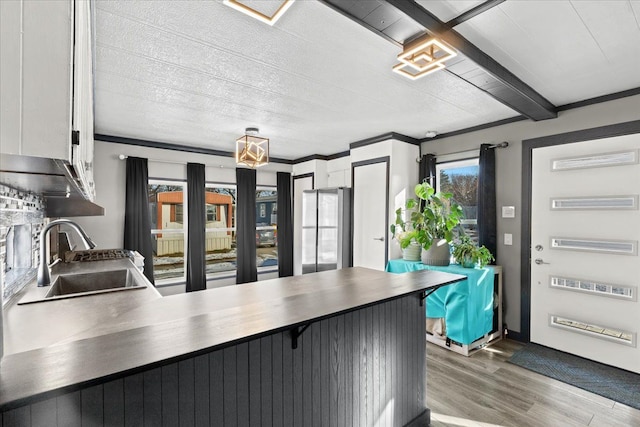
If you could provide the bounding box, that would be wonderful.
[204,182,238,280]
[256,185,278,275]
[436,157,480,228]
[148,178,188,286]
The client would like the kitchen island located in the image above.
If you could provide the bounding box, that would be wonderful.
[1,267,464,426]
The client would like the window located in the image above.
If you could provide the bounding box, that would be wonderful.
[256,188,278,271]
[148,180,278,284]
[436,158,479,240]
[205,185,237,277]
[148,181,186,283]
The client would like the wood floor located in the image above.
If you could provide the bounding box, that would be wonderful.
[426,339,640,427]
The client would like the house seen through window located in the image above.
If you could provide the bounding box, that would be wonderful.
[148,181,186,283]
[148,180,278,285]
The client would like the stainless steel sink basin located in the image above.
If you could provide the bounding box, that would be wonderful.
[18,269,146,304]
[45,269,143,298]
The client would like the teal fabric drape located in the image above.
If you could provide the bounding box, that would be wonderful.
[386,260,494,345]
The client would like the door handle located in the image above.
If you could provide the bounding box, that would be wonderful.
[534,258,550,265]
[373,237,384,241]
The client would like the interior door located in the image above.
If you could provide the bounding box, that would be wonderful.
[530,134,640,373]
[353,159,388,271]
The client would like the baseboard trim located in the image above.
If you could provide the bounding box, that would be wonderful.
[506,329,526,342]
[405,408,430,427]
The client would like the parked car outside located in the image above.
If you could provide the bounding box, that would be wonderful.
[256,224,277,247]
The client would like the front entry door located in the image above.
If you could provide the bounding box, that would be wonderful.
[530,134,640,373]
[352,159,388,271]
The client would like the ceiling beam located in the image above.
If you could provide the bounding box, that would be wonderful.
[445,0,505,28]
[382,0,557,120]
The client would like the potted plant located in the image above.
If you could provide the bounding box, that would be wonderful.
[390,221,421,261]
[393,182,464,266]
[452,233,495,268]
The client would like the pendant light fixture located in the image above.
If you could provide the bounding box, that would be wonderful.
[235,127,269,168]
[222,0,295,26]
[393,35,457,80]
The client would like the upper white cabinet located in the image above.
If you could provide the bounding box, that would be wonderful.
[0,0,95,200]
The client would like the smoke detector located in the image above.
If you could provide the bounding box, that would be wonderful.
[425,130,438,138]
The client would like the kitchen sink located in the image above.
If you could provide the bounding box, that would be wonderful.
[45,269,143,298]
[19,269,146,304]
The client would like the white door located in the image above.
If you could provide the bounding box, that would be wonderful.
[293,175,313,275]
[353,160,388,270]
[531,134,640,373]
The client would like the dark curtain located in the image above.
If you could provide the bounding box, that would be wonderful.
[277,172,294,277]
[236,168,257,284]
[477,144,497,263]
[419,154,437,187]
[124,157,154,284]
[186,163,206,292]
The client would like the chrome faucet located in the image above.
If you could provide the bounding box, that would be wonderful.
[37,219,96,287]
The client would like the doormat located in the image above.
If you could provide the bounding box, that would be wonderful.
[508,343,640,410]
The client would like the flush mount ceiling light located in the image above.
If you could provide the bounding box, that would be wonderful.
[222,0,295,26]
[393,35,457,80]
[236,127,269,168]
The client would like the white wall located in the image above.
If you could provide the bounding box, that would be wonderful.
[327,156,351,187]
[421,94,640,334]
[351,139,420,262]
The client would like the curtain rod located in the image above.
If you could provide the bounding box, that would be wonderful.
[417,141,509,162]
[118,154,230,169]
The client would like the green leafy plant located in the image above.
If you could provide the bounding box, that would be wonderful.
[391,182,464,251]
[452,233,495,268]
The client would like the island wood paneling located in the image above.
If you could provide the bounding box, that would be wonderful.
[1,295,428,427]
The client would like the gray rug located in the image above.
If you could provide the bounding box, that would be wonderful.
[508,343,640,410]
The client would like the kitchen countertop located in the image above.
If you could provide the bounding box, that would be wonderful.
[2,258,162,355]
[0,267,465,411]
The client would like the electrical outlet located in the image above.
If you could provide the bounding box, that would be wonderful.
[504,233,513,246]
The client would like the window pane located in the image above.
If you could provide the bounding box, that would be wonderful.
[205,186,237,276]
[148,183,185,282]
[256,189,278,270]
[437,159,479,240]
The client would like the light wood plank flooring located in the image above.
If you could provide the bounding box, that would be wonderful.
[426,339,640,427]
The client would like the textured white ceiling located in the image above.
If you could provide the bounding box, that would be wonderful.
[93,0,515,160]
[93,0,640,160]
[455,0,640,105]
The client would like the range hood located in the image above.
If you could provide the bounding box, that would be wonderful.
[0,153,104,217]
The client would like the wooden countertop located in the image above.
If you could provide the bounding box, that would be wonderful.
[0,267,464,411]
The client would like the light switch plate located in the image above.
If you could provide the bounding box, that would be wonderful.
[502,206,515,218]
[504,233,513,246]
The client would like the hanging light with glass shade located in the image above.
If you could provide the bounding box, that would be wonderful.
[235,127,269,168]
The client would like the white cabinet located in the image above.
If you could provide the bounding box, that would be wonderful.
[0,0,95,200]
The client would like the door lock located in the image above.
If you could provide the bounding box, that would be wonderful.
[534,258,550,265]
[535,245,544,251]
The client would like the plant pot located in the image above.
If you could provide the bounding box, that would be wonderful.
[421,240,450,266]
[402,241,422,261]
[460,256,475,268]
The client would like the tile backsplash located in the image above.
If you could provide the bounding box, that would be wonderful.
[0,185,45,304]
